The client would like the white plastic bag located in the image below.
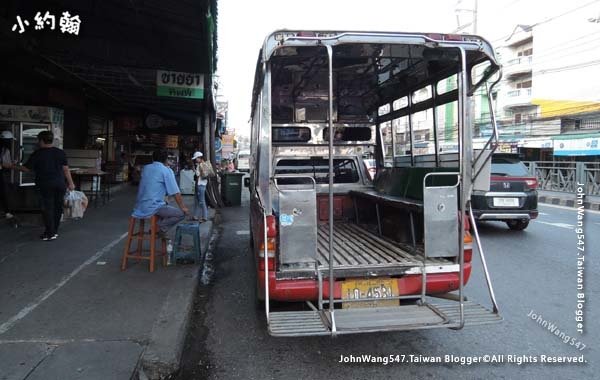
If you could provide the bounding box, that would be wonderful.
[63,190,88,219]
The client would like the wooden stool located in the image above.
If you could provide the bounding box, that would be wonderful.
[121,215,167,272]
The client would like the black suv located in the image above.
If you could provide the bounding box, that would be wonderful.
[471,154,538,230]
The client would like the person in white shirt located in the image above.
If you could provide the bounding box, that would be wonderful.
[192,151,213,222]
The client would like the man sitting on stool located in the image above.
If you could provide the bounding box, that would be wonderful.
[132,149,189,238]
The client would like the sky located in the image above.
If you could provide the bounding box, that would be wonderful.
[216,0,597,137]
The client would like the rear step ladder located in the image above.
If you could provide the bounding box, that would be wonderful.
[268,299,502,337]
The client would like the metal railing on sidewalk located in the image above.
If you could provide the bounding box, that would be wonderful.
[524,161,600,196]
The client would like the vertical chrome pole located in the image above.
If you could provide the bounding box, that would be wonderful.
[456,48,468,329]
[263,211,270,323]
[325,44,336,334]
[408,93,415,166]
[432,85,440,167]
[390,102,396,166]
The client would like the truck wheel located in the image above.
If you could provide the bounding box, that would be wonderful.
[506,220,529,231]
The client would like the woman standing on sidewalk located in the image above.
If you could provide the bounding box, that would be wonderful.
[14,130,75,240]
[192,151,213,222]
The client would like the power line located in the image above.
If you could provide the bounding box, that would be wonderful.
[501,0,523,11]
[521,36,600,64]
[491,0,600,44]
[498,36,600,81]
[534,58,600,74]
[502,40,600,70]
[525,31,600,58]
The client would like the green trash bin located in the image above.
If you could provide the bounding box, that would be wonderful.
[220,172,245,206]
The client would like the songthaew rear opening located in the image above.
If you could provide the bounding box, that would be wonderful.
[249,31,502,337]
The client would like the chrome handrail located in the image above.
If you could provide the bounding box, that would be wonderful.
[263,210,270,324]
[472,76,502,184]
[325,44,337,336]
[468,203,499,313]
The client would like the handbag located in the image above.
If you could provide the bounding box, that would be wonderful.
[199,162,215,179]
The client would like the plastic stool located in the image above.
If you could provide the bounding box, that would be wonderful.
[121,215,167,272]
[171,222,202,264]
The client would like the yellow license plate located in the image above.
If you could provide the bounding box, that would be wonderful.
[341,278,399,309]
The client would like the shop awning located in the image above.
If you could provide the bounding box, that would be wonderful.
[520,137,553,149]
[553,133,600,156]
[0,0,218,122]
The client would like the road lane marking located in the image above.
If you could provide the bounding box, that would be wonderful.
[236,230,250,235]
[535,221,574,229]
[539,203,600,215]
[0,232,128,335]
[538,212,549,216]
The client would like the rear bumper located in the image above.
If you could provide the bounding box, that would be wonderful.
[258,264,472,302]
[476,211,537,220]
[471,191,538,221]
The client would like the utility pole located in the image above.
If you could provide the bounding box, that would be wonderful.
[454,0,478,34]
[473,0,478,34]
[454,0,482,140]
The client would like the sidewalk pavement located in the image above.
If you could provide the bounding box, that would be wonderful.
[538,190,600,211]
[0,186,215,380]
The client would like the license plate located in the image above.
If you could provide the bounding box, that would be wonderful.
[493,197,519,207]
[341,278,399,309]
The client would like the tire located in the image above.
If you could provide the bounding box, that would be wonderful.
[506,220,529,231]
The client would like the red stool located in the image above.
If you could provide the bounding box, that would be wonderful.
[121,215,167,272]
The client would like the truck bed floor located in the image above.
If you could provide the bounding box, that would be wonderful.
[316,223,455,277]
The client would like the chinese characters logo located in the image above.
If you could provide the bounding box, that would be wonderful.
[12,11,81,35]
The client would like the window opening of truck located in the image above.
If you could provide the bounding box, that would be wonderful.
[322,127,372,142]
[275,158,359,184]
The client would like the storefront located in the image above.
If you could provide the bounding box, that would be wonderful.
[519,137,553,161]
[0,105,65,211]
[110,114,206,184]
[1,0,219,211]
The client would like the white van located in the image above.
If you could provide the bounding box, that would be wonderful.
[236,149,250,172]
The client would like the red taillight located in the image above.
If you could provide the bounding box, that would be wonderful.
[297,31,316,37]
[258,215,277,271]
[463,232,473,262]
[266,215,277,237]
[259,238,276,258]
[525,178,538,190]
[463,212,471,232]
[444,34,464,41]
[259,258,275,271]
[427,33,464,41]
[461,213,472,262]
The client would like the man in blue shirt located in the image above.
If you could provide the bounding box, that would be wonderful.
[132,150,189,237]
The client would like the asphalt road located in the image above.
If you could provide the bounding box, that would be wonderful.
[179,195,598,380]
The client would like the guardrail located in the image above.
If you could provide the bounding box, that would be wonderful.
[524,161,600,196]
